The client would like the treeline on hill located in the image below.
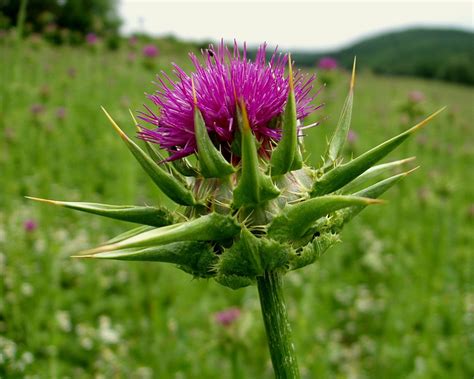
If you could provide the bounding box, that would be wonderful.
[0,0,121,44]
[291,29,474,86]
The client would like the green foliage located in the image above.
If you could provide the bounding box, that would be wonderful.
[84,241,218,278]
[0,0,121,41]
[325,60,355,164]
[27,198,176,227]
[310,108,444,197]
[102,108,197,206]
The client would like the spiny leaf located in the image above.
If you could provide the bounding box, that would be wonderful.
[325,57,356,164]
[268,195,382,242]
[75,241,217,278]
[79,213,240,255]
[105,225,155,245]
[233,100,280,208]
[340,167,418,223]
[102,107,197,206]
[130,108,184,179]
[340,156,416,193]
[192,79,235,178]
[290,232,340,270]
[310,107,445,197]
[216,230,291,286]
[218,228,263,277]
[270,56,298,176]
[171,157,199,177]
[25,197,175,227]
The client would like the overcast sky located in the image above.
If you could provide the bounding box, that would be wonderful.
[119,0,473,51]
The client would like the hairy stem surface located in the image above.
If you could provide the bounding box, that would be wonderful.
[257,271,300,379]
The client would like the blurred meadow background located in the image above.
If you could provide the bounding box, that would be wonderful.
[0,1,473,378]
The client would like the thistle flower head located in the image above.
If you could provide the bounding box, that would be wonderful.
[24,219,38,232]
[318,57,338,70]
[214,307,241,327]
[86,33,98,45]
[138,41,318,161]
[143,44,159,58]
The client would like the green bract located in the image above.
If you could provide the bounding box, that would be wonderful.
[29,62,444,290]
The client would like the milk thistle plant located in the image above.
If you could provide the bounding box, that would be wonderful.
[29,41,444,378]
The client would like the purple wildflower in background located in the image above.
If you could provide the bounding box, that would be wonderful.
[215,307,241,327]
[138,41,319,161]
[408,90,425,103]
[86,33,98,45]
[347,130,358,144]
[24,219,38,232]
[30,103,45,116]
[56,107,67,120]
[127,52,136,63]
[143,44,159,58]
[318,57,338,70]
[129,36,138,46]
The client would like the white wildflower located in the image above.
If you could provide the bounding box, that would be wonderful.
[21,282,34,297]
[56,310,72,332]
[98,315,121,344]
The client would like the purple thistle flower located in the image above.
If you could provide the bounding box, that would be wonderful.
[138,41,319,161]
[214,307,241,327]
[129,36,138,46]
[408,90,425,103]
[318,57,338,71]
[56,106,67,120]
[86,33,98,45]
[24,219,38,232]
[127,52,137,63]
[143,44,159,58]
[30,103,45,116]
[347,130,358,144]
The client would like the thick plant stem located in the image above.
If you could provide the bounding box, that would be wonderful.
[257,271,300,379]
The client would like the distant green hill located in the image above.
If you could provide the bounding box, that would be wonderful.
[291,28,474,85]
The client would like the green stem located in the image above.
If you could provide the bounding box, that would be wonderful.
[257,271,300,379]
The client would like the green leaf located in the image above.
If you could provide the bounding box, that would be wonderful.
[25,197,176,227]
[218,228,263,277]
[214,274,255,290]
[75,241,217,278]
[290,144,304,171]
[80,212,240,255]
[290,232,340,270]
[105,225,155,245]
[268,195,381,242]
[270,58,298,176]
[193,85,235,178]
[171,157,199,177]
[130,108,188,181]
[325,58,356,164]
[340,157,415,194]
[310,107,445,197]
[233,101,280,208]
[258,238,292,272]
[217,228,291,280]
[102,107,197,206]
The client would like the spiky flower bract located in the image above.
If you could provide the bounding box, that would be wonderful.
[138,41,318,161]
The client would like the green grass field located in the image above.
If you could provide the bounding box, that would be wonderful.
[1,36,473,378]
